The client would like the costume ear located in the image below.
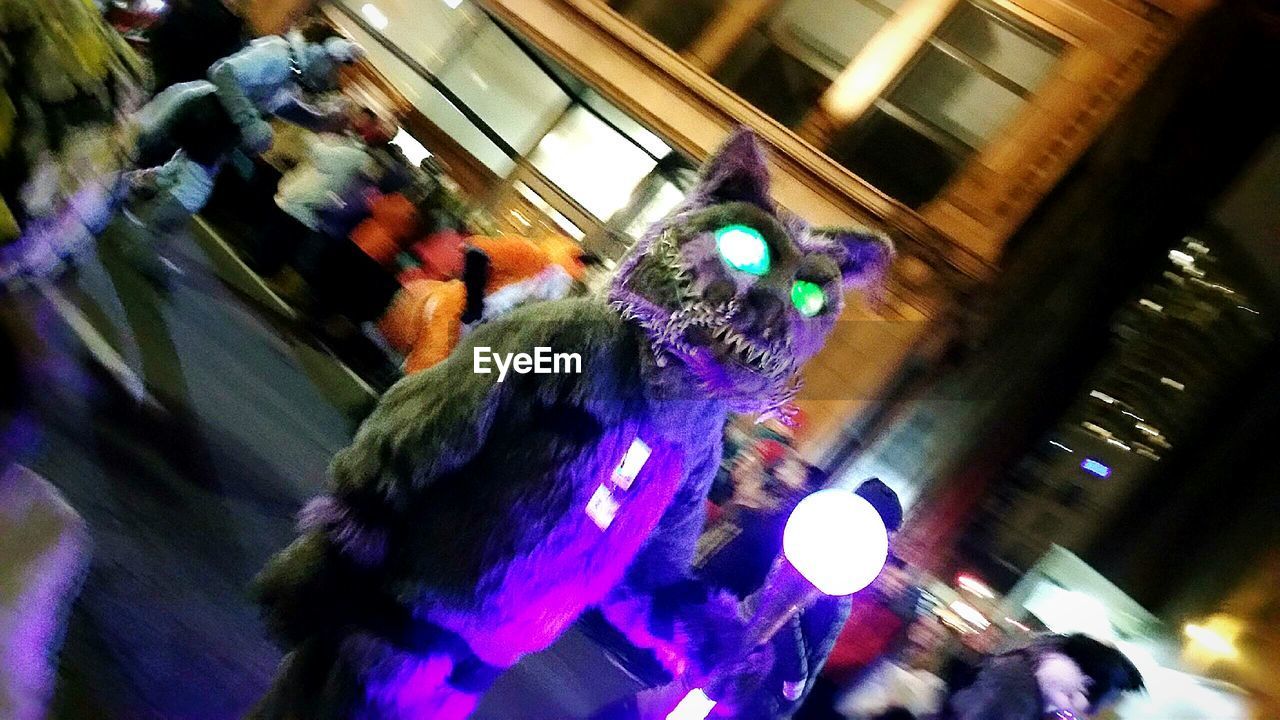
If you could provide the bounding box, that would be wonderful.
[695,126,773,210]
[813,227,894,289]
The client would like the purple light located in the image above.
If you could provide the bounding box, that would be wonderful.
[667,688,717,720]
[782,489,888,596]
[1080,458,1111,477]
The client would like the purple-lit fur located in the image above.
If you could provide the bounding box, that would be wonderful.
[250,128,893,719]
[609,127,893,416]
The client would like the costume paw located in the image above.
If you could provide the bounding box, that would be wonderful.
[672,589,749,682]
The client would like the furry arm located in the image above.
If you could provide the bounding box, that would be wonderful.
[597,433,748,680]
[327,298,625,524]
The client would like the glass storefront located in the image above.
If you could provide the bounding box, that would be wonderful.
[611,0,1064,208]
[327,0,697,260]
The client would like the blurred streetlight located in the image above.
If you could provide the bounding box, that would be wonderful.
[957,573,996,599]
[1183,616,1240,661]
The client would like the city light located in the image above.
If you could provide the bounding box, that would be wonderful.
[1081,458,1111,477]
[1024,585,1114,639]
[360,3,389,30]
[957,573,996,599]
[783,489,888,596]
[1082,422,1112,438]
[1161,377,1186,391]
[1049,440,1073,453]
[1005,617,1032,633]
[1089,390,1116,404]
[949,600,991,629]
[390,128,431,166]
[1184,622,1238,659]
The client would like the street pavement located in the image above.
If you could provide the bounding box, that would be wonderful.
[2,219,644,719]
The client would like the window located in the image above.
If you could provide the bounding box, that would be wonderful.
[329,11,516,174]
[608,0,1064,208]
[608,0,728,52]
[829,1,1063,207]
[436,23,572,153]
[345,0,482,74]
[715,0,895,127]
[528,106,659,220]
[329,0,687,247]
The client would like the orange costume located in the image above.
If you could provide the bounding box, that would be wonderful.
[378,235,589,373]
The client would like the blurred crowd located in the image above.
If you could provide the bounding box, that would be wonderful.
[688,418,1028,720]
[2,0,602,393]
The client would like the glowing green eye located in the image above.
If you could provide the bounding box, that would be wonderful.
[791,280,826,317]
[715,224,770,275]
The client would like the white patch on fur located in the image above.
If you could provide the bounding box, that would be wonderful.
[481,265,574,320]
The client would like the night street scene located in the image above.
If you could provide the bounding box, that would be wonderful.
[1,0,1278,718]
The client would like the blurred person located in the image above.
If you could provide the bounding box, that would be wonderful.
[0,0,148,287]
[590,478,906,720]
[833,615,950,720]
[695,446,818,598]
[730,479,906,719]
[268,114,388,258]
[707,418,754,506]
[937,633,1144,720]
[706,415,798,508]
[119,22,364,249]
[794,555,923,720]
[936,620,1007,700]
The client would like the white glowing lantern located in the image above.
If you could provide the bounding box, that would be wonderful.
[783,489,889,596]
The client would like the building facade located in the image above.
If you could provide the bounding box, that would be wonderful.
[319,0,1214,456]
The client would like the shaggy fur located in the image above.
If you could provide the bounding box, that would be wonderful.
[943,634,1144,720]
[250,128,893,718]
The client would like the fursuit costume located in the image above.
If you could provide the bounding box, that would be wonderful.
[249,128,894,719]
